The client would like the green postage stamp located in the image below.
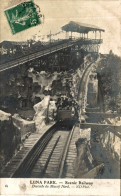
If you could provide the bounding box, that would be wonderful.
[4,0,41,34]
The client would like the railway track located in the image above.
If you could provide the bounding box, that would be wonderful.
[77,59,97,114]
[0,58,99,179]
[30,125,75,178]
[1,122,75,178]
[0,38,80,72]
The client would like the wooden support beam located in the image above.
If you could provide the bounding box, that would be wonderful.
[80,123,121,138]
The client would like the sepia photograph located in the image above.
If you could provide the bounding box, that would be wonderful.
[0,0,121,195]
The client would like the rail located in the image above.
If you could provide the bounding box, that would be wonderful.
[58,124,76,178]
[11,123,58,177]
[40,136,61,177]
[0,42,72,72]
[10,122,76,178]
[0,38,102,72]
[77,57,98,102]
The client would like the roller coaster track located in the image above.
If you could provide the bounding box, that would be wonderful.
[0,39,76,72]
[0,38,102,72]
[0,57,99,178]
[1,122,76,178]
[77,59,97,112]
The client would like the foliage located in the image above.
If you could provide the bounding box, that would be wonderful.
[96,51,121,112]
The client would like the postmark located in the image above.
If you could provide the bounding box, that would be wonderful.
[4,0,42,34]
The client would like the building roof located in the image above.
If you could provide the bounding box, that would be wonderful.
[61,21,105,33]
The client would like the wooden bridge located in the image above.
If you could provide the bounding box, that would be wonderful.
[0,38,103,72]
[0,21,104,72]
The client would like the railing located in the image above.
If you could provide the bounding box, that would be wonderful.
[0,37,103,72]
[0,40,74,71]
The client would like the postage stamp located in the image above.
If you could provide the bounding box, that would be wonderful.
[4,0,41,34]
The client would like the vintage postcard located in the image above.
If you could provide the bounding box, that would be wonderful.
[0,0,121,195]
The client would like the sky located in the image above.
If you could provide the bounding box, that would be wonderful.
[0,0,121,56]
